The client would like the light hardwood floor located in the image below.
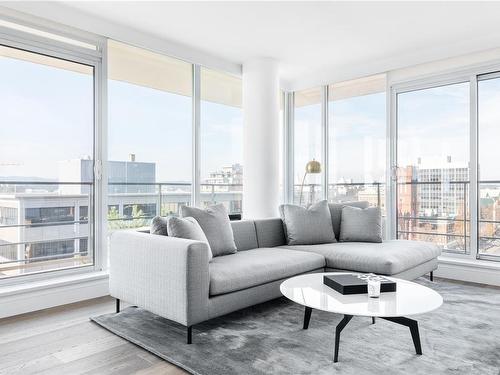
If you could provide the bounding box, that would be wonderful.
[0,297,188,375]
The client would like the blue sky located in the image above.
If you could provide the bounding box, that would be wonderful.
[0,55,242,182]
[398,83,470,169]
[294,92,386,183]
[478,78,500,180]
[329,93,386,182]
[0,57,93,180]
[2,53,499,185]
[109,79,243,182]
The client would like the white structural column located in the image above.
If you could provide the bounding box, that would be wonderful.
[242,58,280,219]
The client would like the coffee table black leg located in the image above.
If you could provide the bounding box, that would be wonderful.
[334,314,353,363]
[381,317,422,355]
[303,306,312,329]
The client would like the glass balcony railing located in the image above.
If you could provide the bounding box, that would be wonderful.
[328,182,385,211]
[3,178,498,279]
[0,180,244,278]
[292,182,385,211]
[0,181,93,279]
[106,182,243,231]
[396,179,500,259]
[396,180,469,254]
[478,181,500,259]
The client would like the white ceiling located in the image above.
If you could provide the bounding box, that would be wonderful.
[7,1,500,89]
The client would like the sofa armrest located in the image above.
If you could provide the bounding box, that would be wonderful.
[109,230,210,326]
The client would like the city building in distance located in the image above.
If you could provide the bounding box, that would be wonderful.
[0,157,243,277]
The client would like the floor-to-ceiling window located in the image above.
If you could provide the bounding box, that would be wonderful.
[396,82,470,253]
[328,75,386,211]
[0,43,97,278]
[200,68,243,214]
[291,77,386,208]
[107,40,192,229]
[289,70,500,261]
[478,73,500,259]
[293,87,322,205]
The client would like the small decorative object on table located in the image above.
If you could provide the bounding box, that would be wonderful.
[367,276,381,298]
[323,273,396,295]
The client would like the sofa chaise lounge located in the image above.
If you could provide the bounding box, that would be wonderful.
[109,203,441,344]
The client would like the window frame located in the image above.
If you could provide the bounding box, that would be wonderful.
[292,86,324,205]
[476,71,500,261]
[0,16,107,285]
[0,12,248,287]
[287,79,387,209]
[327,82,387,209]
[390,62,500,262]
[393,79,472,255]
[198,65,243,214]
[286,63,500,263]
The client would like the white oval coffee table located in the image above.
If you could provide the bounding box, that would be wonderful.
[280,273,443,362]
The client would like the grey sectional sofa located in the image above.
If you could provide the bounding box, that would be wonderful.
[109,204,441,344]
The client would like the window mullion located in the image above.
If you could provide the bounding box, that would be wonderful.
[96,42,107,272]
[321,85,329,201]
[192,64,201,208]
[469,75,479,259]
[388,86,398,240]
[283,92,294,204]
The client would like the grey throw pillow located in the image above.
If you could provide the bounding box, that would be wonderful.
[328,201,369,239]
[279,200,336,245]
[167,216,212,261]
[150,216,168,236]
[181,204,237,257]
[339,206,382,243]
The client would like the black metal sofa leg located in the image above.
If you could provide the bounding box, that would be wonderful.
[187,326,192,344]
[430,271,434,282]
[116,298,120,313]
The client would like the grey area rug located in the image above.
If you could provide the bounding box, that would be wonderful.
[91,278,500,375]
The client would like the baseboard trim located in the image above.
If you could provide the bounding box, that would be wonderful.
[435,258,500,287]
[0,272,109,318]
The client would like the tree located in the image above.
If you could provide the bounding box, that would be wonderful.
[108,205,149,230]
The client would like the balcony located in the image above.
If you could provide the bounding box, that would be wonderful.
[2,179,499,279]
[397,180,500,259]
[0,181,93,278]
[292,182,385,210]
[0,181,244,278]
[106,182,243,230]
[294,180,500,259]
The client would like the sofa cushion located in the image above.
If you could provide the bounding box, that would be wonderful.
[279,200,336,245]
[329,201,369,240]
[254,218,286,248]
[209,248,325,296]
[181,204,237,257]
[166,216,212,260]
[280,240,441,275]
[339,206,382,243]
[150,216,169,236]
[230,220,258,251]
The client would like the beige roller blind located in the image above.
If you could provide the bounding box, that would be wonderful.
[329,74,386,101]
[0,45,93,75]
[201,67,242,108]
[294,87,321,108]
[108,40,192,98]
[108,40,242,108]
